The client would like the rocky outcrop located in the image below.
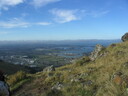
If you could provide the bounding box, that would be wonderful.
[122,33,128,42]
[89,44,105,61]
[43,65,55,72]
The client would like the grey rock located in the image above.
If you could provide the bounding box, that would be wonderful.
[71,76,85,83]
[52,82,63,90]
[89,44,105,61]
[0,81,10,96]
[43,65,55,72]
[71,78,80,83]
[84,80,93,86]
[122,33,128,42]
[80,80,93,87]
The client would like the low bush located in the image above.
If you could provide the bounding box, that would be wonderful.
[76,56,90,66]
[7,71,27,86]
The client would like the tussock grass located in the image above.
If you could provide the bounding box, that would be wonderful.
[11,41,128,96]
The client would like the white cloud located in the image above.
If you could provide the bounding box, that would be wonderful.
[0,0,61,10]
[36,22,52,25]
[50,9,81,23]
[0,18,51,28]
[0,0,24,10]
[0,21,29,28]
[90,10,110,17]
[0,18,29,28]
[31,0,61,8]
[49,9,109,23]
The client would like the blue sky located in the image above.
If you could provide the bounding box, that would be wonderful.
[0,0,127,40]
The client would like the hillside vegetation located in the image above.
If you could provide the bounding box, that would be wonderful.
[9,41,128,96]
[0,60,34,75]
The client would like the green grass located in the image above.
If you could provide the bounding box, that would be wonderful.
[10,78,31,92]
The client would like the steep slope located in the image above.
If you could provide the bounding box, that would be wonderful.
[10,41,128,96]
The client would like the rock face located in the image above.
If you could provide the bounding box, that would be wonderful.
[43,65,55,72]
[89,44,105,61]
[0,81,10,96]
[122,33,128,42]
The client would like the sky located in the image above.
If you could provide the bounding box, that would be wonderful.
[0,0,128,40]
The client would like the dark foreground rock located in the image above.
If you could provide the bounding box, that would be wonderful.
[0,70,10,96]
[0,81,10,96]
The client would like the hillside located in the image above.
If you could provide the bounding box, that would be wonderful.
[8,41,128,96]
[0,60,34,75]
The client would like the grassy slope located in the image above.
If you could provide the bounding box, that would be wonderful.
[11,41,128,96]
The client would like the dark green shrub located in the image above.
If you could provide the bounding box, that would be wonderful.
[76,56,90,66]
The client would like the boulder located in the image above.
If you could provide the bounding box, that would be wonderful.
[89,44,105,61]
[43,65,55,72]
[0,81,10,96]
[122,33,128,42]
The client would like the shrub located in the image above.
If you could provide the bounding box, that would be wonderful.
[7,71,27,86]
[46,89,64,96]
[76,56,90,66]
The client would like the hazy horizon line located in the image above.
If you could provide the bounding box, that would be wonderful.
[0,39,121,42]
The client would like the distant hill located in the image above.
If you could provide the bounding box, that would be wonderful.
[0,39,121,46]
[0,60,35,75]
